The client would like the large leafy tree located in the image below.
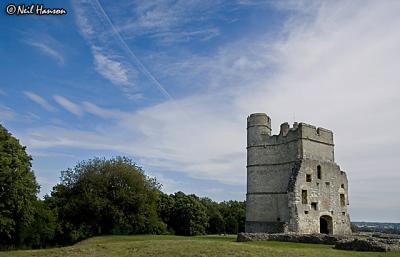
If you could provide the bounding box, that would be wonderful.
[47,157,165,244]
[19,200,56,249]
[0,124,39,247]
[157,192,175,234]
[159,192,208,236]
[200,197,225,234]
[219,201,245,234]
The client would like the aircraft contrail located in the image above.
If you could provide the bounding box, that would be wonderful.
[90,0,176,102]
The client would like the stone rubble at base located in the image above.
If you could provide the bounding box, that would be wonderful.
[237,232,400,252]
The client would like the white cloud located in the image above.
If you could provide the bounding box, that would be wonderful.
[148,27,220,44]
[82,101,128,119]
[53,95,83,117]
[23,91,57,112]
[74,6,94,37]
[26,0,400,186]
[92,48,136,87]
[115,0,224,43]
[147,172,180,194]
[72,1,143,100]
[0,105,15,120]
[20,0,400,221]
[28,41,64,65]
[25,112,41,121]
[234,0,400,220]
[22,94,245,185]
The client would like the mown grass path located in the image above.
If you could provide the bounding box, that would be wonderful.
[0,235,399,257]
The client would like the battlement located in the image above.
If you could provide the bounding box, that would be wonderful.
[266,123,300,145]
[298,123,333,145]
[265,122,333,146]
[247,113,335,163]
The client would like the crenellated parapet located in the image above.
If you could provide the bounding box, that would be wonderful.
[247,115,335,164]
[298,123,333,146]
[264,122,333,146]
[247,120,333,146]
[266,123,300,145]
[246,112,350,235]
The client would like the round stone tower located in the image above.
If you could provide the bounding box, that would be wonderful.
[247,113,271,147]
[246,113,285,233]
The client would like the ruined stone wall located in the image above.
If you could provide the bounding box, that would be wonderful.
[246,114,300,233]
[245,113,351,235]
[237,233,400,252]
[298,123,334,162]
[290,159,351,234]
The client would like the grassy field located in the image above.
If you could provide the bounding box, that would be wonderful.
[0,235,399,257]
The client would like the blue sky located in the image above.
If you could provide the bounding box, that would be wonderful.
[1,0,400,222]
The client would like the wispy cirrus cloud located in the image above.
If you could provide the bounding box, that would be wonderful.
[22,0,400,221]
[82,101,128,119]
[23,91,57,112]
[72,0,174,101]
[148,28,220,44]
[115,0,224,43]
[0,105,15,120]
[27,41,65,65]
[72,1,142,100]
[238,0,269,5]
[53,95,83,117]
[92,48,141,100]
[23,94,245,185]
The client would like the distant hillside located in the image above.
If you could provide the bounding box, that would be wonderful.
[353,222,400,234]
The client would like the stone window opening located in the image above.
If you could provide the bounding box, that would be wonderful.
[340,194,346,206]
[325,182,330,186]
[317,165,322,179]
[341,184,345,189]
[306,174,312,182]
[302,190,308,204]
[277,217,281,222]
[311,202,318,210]
[342,212,346,215]
[304,211,309,214]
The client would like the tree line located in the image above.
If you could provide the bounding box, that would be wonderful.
[0,124,245,250]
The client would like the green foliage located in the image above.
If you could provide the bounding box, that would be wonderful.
[47,157,165,245]
[158,193,245,236]
[0,123,248,250]
[157,192,176,234]
[219,201,245,234]
[158,192,208,236]
[19,200,56,249]
[0,124,39,248]
[350,223,359,233]
[199,198,225,234]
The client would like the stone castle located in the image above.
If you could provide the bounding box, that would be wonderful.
[245,113,351,235]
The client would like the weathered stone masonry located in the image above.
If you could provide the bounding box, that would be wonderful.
[245,113,351,235]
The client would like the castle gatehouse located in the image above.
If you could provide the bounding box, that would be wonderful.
[245,113,351,235]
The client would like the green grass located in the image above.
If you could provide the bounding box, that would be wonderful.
[0,235,399,257]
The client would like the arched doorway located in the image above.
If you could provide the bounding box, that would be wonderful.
[320,215,333,234]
